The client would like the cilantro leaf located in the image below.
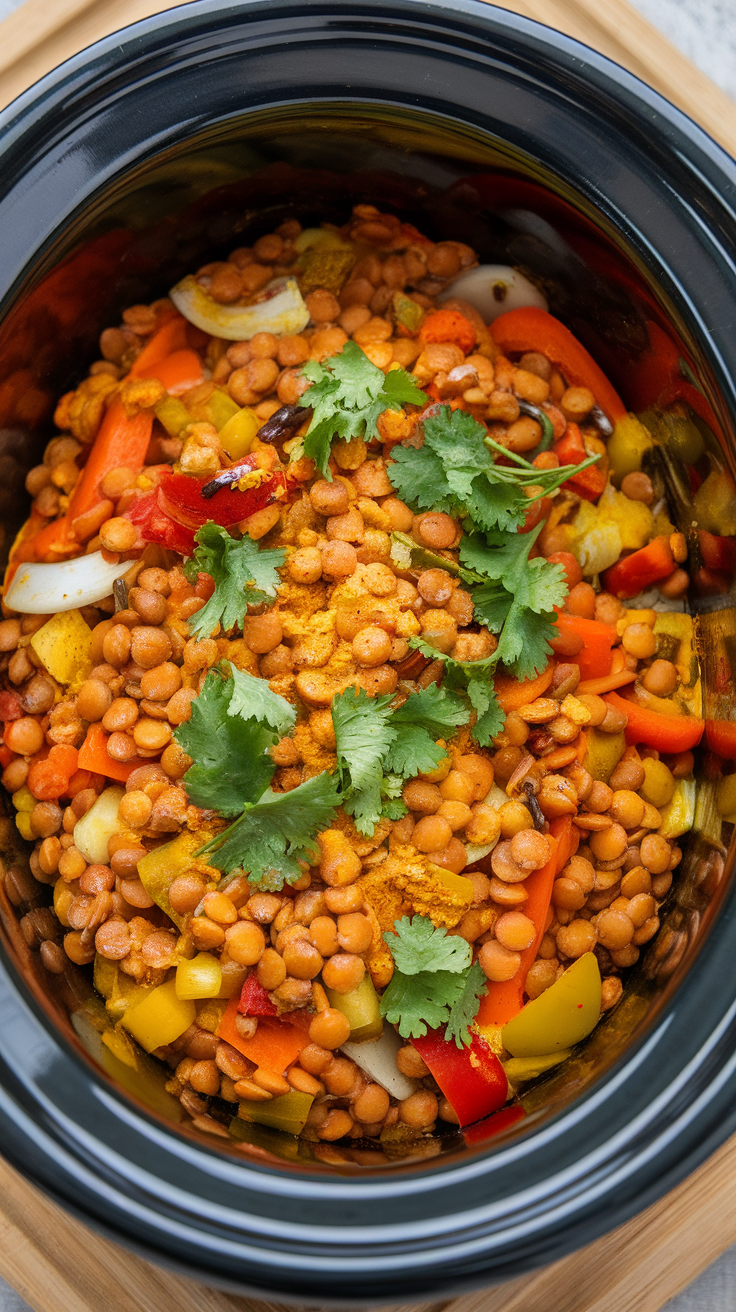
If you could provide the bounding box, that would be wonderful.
[444,961,487,1048]
[410,637,504,747]
[384,725,448,779]
[184,522,285,637]
[384,915,472,975]
[298,341,425,477]
[379,968,467,1039]
[226,663,296,737]
[174,669,276,816]
[392,685,470,738]
[387,443,455,514]
[199,772,341,888]
[331,686,397,836]
[380,774,408,821]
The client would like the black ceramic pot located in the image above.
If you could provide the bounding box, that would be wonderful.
[1,0,736,1302]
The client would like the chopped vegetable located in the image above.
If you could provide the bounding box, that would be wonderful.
[156,462,290,532]
[411,1029,508,1126]
[129,313,188,377]
[218,407,261,459]
[490,307,627,423]
[122,979,196,1053]
[170,274,309,340]
[342,1026,417,1099]
[29,608,93,688]
[604,691,704,752]
[503,1051,571,1083]
[175,953,222,1000]
[236,1090,313,1137]
[182,523,285,638]
[439,264,548,322]
[494,665,555,711]
[501,953,602,1057]
[296,340,425,478]
[605,414,654,482]
[217,998,308,1072]
[582,727,626,783]
[239,972,278,1017]
[78,724,140,783]
[73,785,124,864]
[418,309,476,353]
[137,832,203,931]
[325,974,383,1043]
[5,553,131,615]
[658,777,697,838]
[554,614,616,681]
[603,535,675,599]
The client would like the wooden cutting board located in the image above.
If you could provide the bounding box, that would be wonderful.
[0,2,735,1310]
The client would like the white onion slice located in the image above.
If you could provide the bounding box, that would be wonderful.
[439,264,547,323]
[170,275,309,341]
[5,552,132,614]
[342,1024,418,1100]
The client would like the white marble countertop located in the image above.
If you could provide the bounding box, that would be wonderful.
[0,0,733,1309]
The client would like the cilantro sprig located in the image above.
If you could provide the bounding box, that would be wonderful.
[379,916,487,1047]
[389,405,601,533]
[331,684,470,835]
[175,665,338,889]
[296,340,425,477]
[183,522,285,638]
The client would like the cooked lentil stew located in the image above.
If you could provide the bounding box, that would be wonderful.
[0,206,707,1164]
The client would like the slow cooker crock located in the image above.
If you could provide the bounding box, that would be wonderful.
[1,0,736,1301]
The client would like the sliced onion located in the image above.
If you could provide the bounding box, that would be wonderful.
[341,1024,418,1100]
[439,265,547,323]
[169,275,309,340]
[4,552,133,614]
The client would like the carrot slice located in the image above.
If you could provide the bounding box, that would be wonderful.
[577,670,637,696]
[217,997,308,1074]
[77,724,140,783]
[144,348,203,395]
[494,663,554,712]
[129,315,188,377]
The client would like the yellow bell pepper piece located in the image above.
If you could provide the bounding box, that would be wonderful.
[155,395,191,436]
[658,777,696,838]
[122,979,196,1052]
[207,389,240,432]
[218,406,260,459]
[639,758,676,808]
[176,952,222,1000]
[716,773,736,822]
[501,953,602,1057]
[137,831,204,931]
[237,1091,313,1136]
[583,728,626,783]
[73,785,124,865]
[325,975,383,1042]
[30,607,92,689]
[503,1050,571,1083]
[101,1028,139,1069]
[106,971,155,1023]
[606,414,653,482]
[93,954,118,1001]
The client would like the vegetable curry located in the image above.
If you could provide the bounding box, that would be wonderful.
[0,205,707,1163]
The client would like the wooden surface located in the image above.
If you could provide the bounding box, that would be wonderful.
[0,0,735,1309]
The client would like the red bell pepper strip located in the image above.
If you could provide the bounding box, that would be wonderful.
[157,461,290,531]
[491,308,627,423]
[603,535,675,600]
[477,819,578,1030]
[553,423,606,501]
[238,972,278,1017]
[411,1029,508,1127]
[125,490,197,556]
[129,314,189,377]
[143,348,204,395]
[603,691,704,752]
[31,398,154,560]
[706,720,736,759]
[463,1103,526,1145]
[77,724,141,783]
[553,614,616,681]
[217,997,308,1074]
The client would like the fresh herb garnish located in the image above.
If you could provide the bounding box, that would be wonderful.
[379,915,486,1046]
[183,521,285,638]
[410,639,505,747]
[197,773,341,891]
[297,340,425,477]
[331,684,470,835]
[174,666,338,889]
[388,405,600,534]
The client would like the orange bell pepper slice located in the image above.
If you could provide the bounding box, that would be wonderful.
[553,614,616,681]
[494,663,554,711]
[31,398,153,559]
[604,691,704,752]
[217,997,309,1074]
[490,307,627,423]
[603,535,675,599]
[143,348,204,395]
[129,314,189,377]
[77,724,141,783]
